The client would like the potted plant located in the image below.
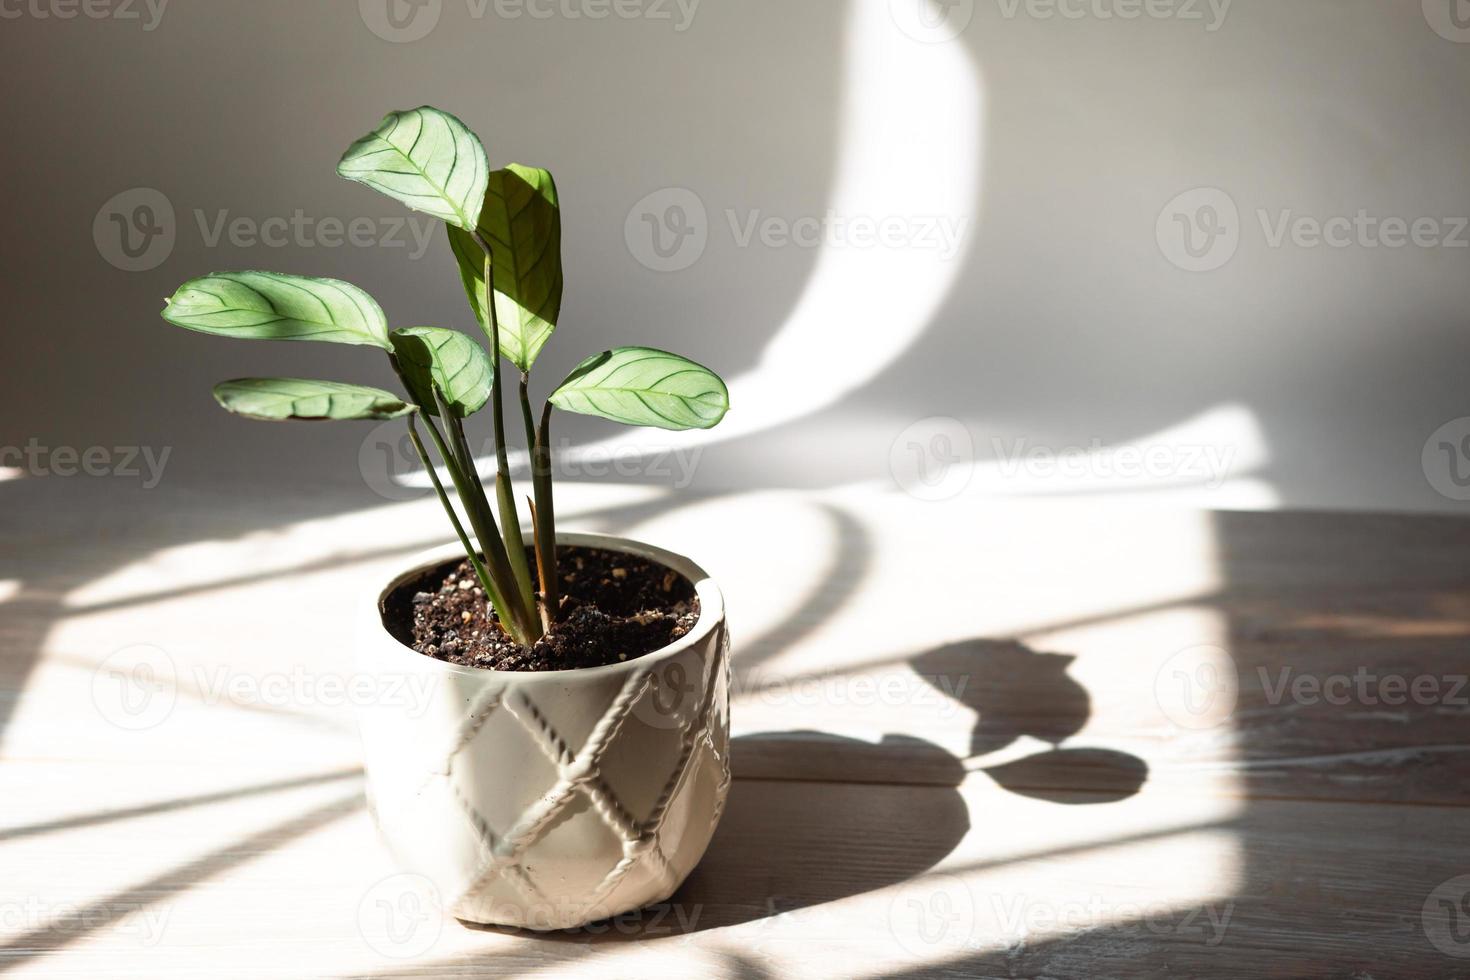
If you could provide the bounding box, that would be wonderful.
[159,106,732,931]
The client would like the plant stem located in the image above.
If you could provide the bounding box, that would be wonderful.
[434,392,539,645]
[422,400,526,642]
[523,382,559,624]
[388,353,533,645]
[518,374,539,462]
[404,416,506,629]
[496,473,534,598]
[470,236,537,626]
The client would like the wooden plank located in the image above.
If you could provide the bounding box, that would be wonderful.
[0,770,1459,979]
[3,478,1470,977]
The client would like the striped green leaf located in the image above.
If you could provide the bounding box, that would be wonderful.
[448,164,563,370]
[389,327,493,419]
[549,347,729,430]
[213,378,414,421]
[337,106,489,232]
[161,271,390,349]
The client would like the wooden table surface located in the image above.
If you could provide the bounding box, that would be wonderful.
[3,475,1469,978]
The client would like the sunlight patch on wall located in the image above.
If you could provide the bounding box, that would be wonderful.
[878,403,1278,510]
[557,0,984,466]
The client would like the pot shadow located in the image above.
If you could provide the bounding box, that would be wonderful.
[483,731,970,943]
[472,639,1147,944]
[912,638,1149,805]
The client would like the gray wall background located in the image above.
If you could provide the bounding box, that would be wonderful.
[4,0,1470,512]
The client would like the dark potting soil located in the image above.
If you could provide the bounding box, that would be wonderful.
[382,546,700,672]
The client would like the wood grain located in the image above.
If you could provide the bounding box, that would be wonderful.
[2,477,1467,978]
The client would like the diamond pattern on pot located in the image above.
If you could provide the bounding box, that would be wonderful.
[432,633,728,927]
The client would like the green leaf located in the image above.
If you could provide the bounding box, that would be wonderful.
[337,106,490,232]
[161,271,391,349]
[447,164,563,370]
[389,327,493,419]
[549,347,729,431]
[212,378,414,421]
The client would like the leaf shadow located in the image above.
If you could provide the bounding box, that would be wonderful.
[911,638,1149,805]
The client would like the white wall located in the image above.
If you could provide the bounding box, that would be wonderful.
[4,0,1469,512]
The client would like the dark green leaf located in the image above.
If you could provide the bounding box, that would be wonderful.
[389,327,493,419]
[161,271,390,349]
[549,347,729,430]
[447,164,563,370]
[212,378,414,421]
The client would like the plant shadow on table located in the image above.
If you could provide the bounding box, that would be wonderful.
[911,639,1149,804]
[862,513,1470,978]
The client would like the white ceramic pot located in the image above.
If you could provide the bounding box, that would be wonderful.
[354,532,730,931]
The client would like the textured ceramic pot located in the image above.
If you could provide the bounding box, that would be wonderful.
[354,532,730,931]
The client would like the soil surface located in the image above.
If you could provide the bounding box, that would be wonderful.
[383,545,700,671]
